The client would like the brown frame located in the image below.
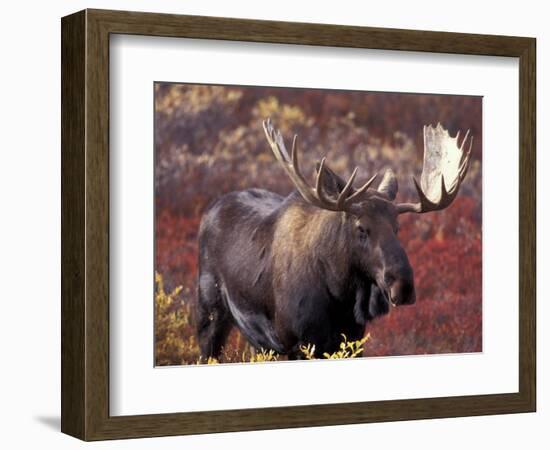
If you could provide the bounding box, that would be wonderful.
[61,8,536,441]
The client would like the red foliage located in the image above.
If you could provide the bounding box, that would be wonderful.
[155,211,200,290]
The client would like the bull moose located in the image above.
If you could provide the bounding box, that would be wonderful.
[196,118,473,360]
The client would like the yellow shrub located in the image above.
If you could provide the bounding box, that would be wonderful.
[154,272,198,365]
[322,334,371,359]
[250,348,279,363]
[299,343,316,360]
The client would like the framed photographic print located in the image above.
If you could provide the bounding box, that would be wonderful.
[61,9,536,441]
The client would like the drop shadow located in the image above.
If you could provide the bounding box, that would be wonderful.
[34,415,60,431]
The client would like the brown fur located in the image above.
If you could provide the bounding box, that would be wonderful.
[272,203,351,290]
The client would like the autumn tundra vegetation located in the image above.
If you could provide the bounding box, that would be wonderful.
[154,83,482,365]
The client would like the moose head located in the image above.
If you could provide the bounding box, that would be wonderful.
[263,118,472,311]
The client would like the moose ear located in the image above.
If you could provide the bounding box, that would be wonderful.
[377,169,398,200]
[315,162,347,198]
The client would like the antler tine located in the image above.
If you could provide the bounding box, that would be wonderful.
[456,139,473,183]
[335,167,358,209]
[315,158,333,206]
[290,134,298,167]
[450,134,473,192]
[439,175,454,207]
[275,130,289,160]
[460,129,471,151]
[343,173,378,207]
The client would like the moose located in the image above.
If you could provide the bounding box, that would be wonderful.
[196,118,472,360]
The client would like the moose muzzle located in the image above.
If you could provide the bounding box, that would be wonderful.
[389,277,416,306]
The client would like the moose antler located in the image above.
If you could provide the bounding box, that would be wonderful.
[263,118,377,212]
[396,123,473,214]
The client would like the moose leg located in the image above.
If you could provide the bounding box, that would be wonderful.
[196,272,232,360]
[287,346,306,360]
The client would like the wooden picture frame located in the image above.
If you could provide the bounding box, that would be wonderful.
[61,8,536,441]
